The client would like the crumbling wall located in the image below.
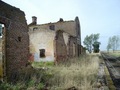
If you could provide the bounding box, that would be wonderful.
[54,30,67,62]
[75,17,81,55]
[54,33,78,61]
[33,20,76,37]
[68,36,78,57]
[0,1,29,81]
[28,16,82,62]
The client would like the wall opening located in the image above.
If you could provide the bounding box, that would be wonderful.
[73,43,76,57]
[49,25,55,30]
[0,23,5,81]
[39,49,45,58]
[18,37,21,42]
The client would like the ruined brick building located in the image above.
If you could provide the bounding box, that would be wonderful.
[0,0,29,81]
[0,0,85,81]
[29,16,82,62]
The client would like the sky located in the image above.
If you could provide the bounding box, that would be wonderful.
[2,0,120,50]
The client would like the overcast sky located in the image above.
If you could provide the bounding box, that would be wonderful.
[3,0,120,50]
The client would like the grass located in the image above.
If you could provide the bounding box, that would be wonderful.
[107,50,120,57]
[0,54,100,90]
[47,54,100,90]
[32,61,54,68]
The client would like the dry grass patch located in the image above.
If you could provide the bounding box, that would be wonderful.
[47,54,100,90]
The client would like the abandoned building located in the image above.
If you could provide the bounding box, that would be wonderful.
[0,0,29,81]
[0,0,86,82]
[28,16,82,62]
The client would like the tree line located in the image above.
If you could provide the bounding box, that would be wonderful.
[107,35,120,52]
[83,34,120,53]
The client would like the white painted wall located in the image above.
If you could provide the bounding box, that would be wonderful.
[29,27,55,62]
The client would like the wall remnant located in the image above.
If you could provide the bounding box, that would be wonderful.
[54,30,67,62]
[0,1,29,81]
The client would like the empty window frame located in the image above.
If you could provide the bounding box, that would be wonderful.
[39,49,45,58]
[49,25,55,30]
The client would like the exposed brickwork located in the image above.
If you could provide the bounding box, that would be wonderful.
[68,36,78,57]
[54,30,67,62]
[0,1,29,81]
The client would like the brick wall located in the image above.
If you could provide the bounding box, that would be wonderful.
[54,30,67,62]
[0,1,29,81]
[54,30,79,62]
[68,36,78,57]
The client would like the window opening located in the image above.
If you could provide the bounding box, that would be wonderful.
[18,37,21,42]
[49,25,55,30]
[39,49,45,58]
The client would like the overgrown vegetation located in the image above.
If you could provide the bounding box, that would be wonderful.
[0,54,100,90]
[48,55,100,90]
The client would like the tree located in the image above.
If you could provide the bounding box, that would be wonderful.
[114,35,120,50]
[83,33,100,53]
[93,41,101,53]
[83,35,92,53]
[107,35,120,52]
[93,33,100,42]
[107,37,112,52]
